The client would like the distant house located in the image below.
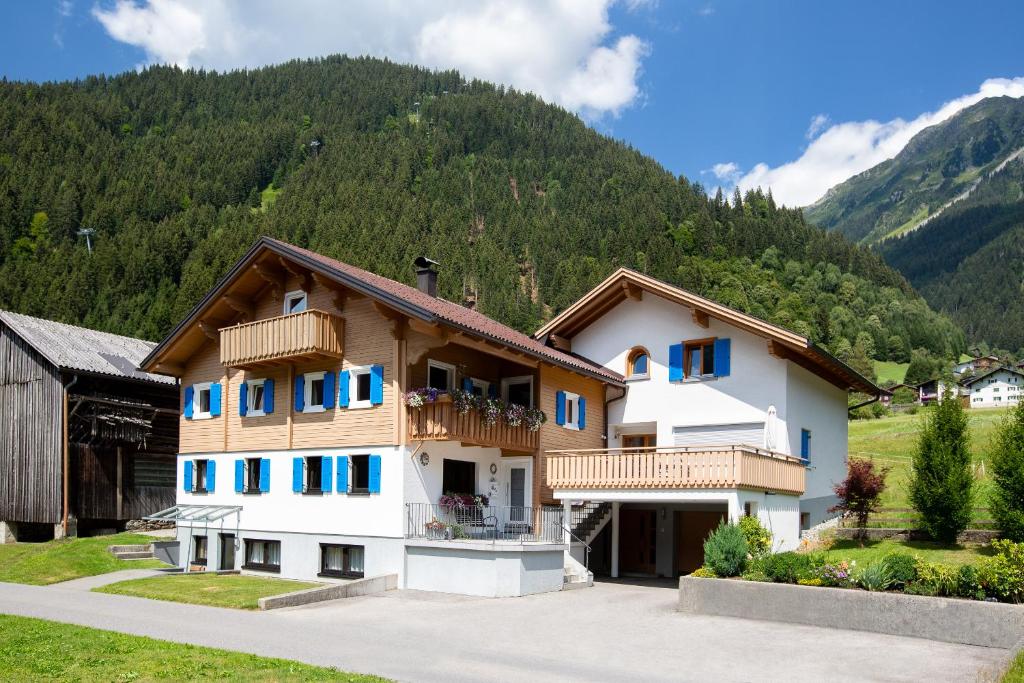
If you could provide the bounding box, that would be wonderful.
[0,311,179,542]
[954,355,1000,376]
[963,366,1024,408]
[917,378,962,405]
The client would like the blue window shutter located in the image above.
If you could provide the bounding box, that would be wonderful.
[260,458,271,492]
[338,371,350,408]
[183,385,194,419]
[207,460,216,492]
[210,383,222,417]
[462,377,473,392]
[263,379,275,414]
[578,397,586,430]
[369,455,382,494]
[488,383,498,399]
[321,456,333,493]
[323,371,336,409]
[336,456,349,493]
[239,381,248,417]
[292,457,304,493]
[183,460,193,492]
[294,374,305,412]
[714,338,732,377]
[234,459,244,492]
[555,390,566,425]
[370,365,384,405]
[669,343,684,382]
[801,430,811,461]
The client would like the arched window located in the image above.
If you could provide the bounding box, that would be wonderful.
[626,347,650,379]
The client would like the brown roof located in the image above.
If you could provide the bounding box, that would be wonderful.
[141,237,623,385]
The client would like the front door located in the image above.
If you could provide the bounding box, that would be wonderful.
[675,510,726,575]
[501,459,532,523]
[219,533,236,571]
[619,508,657,575]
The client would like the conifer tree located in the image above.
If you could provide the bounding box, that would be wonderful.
[991,400,1024,541]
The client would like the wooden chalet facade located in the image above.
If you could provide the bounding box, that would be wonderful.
[0,311,178,541]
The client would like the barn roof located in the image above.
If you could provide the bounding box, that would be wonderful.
[0,310,175,385]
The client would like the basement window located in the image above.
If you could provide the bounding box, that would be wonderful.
[193,536,208,566]
[319,544,365,579]
[243,539,281,573]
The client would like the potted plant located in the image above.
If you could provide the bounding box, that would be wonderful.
[424,517,447,540]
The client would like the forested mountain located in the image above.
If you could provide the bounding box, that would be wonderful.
[0,56,963,374]
[805,96,1024,352]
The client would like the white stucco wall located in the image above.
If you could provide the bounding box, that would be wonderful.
[786,362,848,504]
[968,370,1024,408]
[570,294,791,452]
[403,441,533,509]
[404,541,565,597]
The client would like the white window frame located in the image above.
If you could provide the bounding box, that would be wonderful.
[349,366,372,410]
[283,289,308,315]
[501,375,534,409]
[303,371,327,413]
[469,377,490,398]
[192,381,213,420]
[426,359,456,392]
[563,391,581,431]
[245,378,266,417]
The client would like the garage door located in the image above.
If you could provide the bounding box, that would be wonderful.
[672,422,765,448]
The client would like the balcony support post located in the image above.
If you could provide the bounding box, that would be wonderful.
[611,501,620,578]
[562,500,573,545]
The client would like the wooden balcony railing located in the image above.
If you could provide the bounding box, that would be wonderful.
[407,396,539,453]
[220,309,344,369]
[545,446,805,495]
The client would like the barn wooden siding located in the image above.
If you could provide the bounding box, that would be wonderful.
[0,322,62,524]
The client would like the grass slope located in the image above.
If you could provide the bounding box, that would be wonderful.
[820,539,991,567]
[848,408,1001,524]
[873,360,909,384]
[1005,651,1024,683]
[0,533,167,585]
[96,573,321,610]
[0,614,384,682]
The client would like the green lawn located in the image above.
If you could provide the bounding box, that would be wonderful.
[96,573,321,610]
[820,539,992,567]
[848,407,1001,524]
[1005,651,1024,683]
[873,360,909,385]
[0,614,385,682]
[0,533,168,585]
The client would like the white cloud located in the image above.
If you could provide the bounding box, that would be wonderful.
[726,77,1024,207]
[706,161,740,184]
[92,0,649,117]
[805,113,829,140]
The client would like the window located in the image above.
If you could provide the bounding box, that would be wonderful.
[684,339,715,378]
[246,379,266,417]
[622,434,655,452]
[304,371,326,412]
[468,378,490,398]
[349,367,373,409]
[626,347,650,379]
[192,381,213,419]
[350,454,371,493]
[800,512,811,531]
[305,455,323,493]
[994,387,1001,393]
[194,459,209,493]
[800,429,812,462]
[563,392,581,430]
[427,359,455,392]
[442,459,476,496]
[193,535,207,566]
[743,502,758,518]
[284,290,307,315]
[501,376,534,408]
[319,544,365,579]
[243,539,281,572]
[245,457,263,493]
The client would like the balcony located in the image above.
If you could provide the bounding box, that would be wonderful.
[545,446,806,495]
[220,309,344,369]
[407,396,539,453]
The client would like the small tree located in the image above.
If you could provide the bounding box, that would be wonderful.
[703,522,748,577]
[909,386,973,544]
[830,459,890,545]
[991,401,1024,542]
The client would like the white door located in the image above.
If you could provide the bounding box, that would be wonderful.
[672,422,765,448]
[501,459,532,522]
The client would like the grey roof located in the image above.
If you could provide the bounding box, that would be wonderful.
[962,365,1024,387]
[0,310,175,385]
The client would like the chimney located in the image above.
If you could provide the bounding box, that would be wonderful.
[414,256,439,297]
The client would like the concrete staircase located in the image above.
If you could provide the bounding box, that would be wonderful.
[109,544,155,560]
[572,502,612,545]
[563,554,594,590]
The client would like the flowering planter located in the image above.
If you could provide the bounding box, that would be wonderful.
[677,576,1024,648]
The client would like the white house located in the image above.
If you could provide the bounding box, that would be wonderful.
[963,366,1024,408]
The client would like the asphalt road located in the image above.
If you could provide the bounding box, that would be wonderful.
[0,576,1011,682]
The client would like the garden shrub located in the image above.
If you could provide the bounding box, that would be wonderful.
[816,561,853,587]
[797,578,823,587]
[990,402,1024,542]
[757,551,820,584]
[690,566,717,578]
[739,569,770,582]
[880,553,917,587]
[854,561,894,592]
[738,515,772,557]
[913,559,958,597]
[703,523,749,577]
[978,539,1024,603]
[955,564,984,600]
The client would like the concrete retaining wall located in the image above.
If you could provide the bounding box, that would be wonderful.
[404,541,566,597]
[258,573,397,610]
[152,540,179,566]
[678,576,1024,648]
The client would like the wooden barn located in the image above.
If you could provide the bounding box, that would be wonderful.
[0,311,179,541]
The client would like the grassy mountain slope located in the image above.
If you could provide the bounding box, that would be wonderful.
[0,57,963,367]
[806,96,1024,245]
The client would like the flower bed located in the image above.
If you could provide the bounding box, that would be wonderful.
[403,387,546,432]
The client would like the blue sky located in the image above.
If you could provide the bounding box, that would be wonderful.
[3,1,1023,205]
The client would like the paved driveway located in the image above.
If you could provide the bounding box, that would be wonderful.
[0,577,1010,682]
